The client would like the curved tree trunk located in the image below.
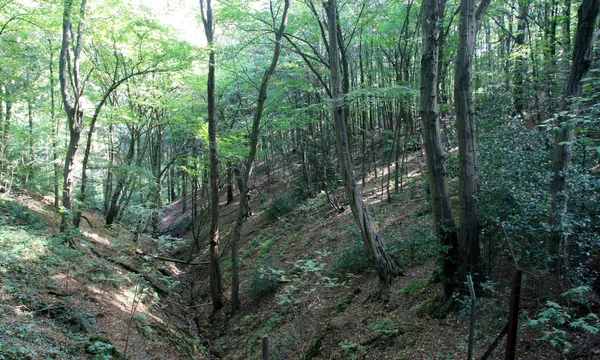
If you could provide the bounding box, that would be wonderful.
[420,0,459,301]
[325,0,401,287]
[230,0,291,315]
[546,0,599,276]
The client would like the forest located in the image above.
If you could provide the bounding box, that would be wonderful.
[0,0,599,358]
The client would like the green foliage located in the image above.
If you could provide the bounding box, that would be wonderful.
[247,257,282,298]
[331,236,370,276]
[87,335,123,360]
[0,199,45,230]
[385,222,438,267]
[402,281,422,296]
[335,297,351,313]
[0,305,79,359]
[370,317,399,336]
[339,341,366,360]
[527,287,600,354]
[264,194,299,221]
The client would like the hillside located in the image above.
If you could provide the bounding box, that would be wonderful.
[3,148,596,359]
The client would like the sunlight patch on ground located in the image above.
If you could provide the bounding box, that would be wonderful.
[83,230,111,246]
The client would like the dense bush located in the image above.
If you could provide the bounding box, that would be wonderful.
[264,194,299,221]
[247,257,282,298]
[331,236,370,276]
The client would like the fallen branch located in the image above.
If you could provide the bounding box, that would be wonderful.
[135,250,208,266]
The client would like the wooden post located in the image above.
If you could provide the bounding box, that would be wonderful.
[505,270,522,360]
[467,275,476,360]
[262,336,269,360]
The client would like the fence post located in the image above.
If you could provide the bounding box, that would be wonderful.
[467,275,476,360]
[505,269,522,360]
[262,336,269,360]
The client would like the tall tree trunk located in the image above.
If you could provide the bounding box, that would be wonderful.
[325,0,401,287]
[230,0,291,315]
[513,1,528,116]
[150,125,163,238]
[104,123,114,215]
[420,0,459,301]
[1,87,12,182]
[546,0,599,276]
[58,0,87,237]
[200,0,224,311]
[25,100,34,187]
[74,73,149,227]
[49,41,60,210]
[105,145,134,226]
[454,0,491,281]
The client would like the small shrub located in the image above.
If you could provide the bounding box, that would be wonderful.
[335,297,350,313]
[402,281,422,295]
[247,258,282,298]
[331,237,370,276]
[87,335,123,360]
[339,341,366,359]
[386,223,438,266]
[371,317,399,336]
[527,286,600,353]
[264,195,299,221]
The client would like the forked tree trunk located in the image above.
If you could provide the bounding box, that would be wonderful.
[454,0,491,280]
[230,0,291,315]
[546,0,599,276]
[200,0,224,311]
[325,0,401,286]
[58,0,87,238]
[420,0,459,301]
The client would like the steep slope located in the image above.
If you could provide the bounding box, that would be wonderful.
[0,194,206,359]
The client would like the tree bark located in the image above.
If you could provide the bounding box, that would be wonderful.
[200,0,224,311]
[420,0,460,301]
[58,0,87,238]
[49,41,60,210]
[546,0,599,276]
[454,0,491,280]
[1,87,12,182]
[230,0,291,315]
[325,0,401,287]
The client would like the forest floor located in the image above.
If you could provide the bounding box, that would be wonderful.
[179,148,573,359]
[0,146,596,359]
[0,194,207,359]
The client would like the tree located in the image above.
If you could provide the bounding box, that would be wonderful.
[199,0,224,311]
[324,0,401,287]
[230,0,292,315]
[58,0,88,239]
[454,0,491,281]
[420,0,459,301]
[546,0,599,275]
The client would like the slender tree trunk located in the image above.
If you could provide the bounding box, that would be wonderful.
[58,0,87,237]
[231,0,291,315]
[25,100,34,187]
[1,88,12,182]
[513,2,529,116]
[546,0,599,276]
[226,165,234,205]
[420,0,460,301]
[104,123,114,214]
[200,0,224,311]
[325,0,401,287]
[454,0,491,280]
[105,126,138,225]
[49,43,60,210]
